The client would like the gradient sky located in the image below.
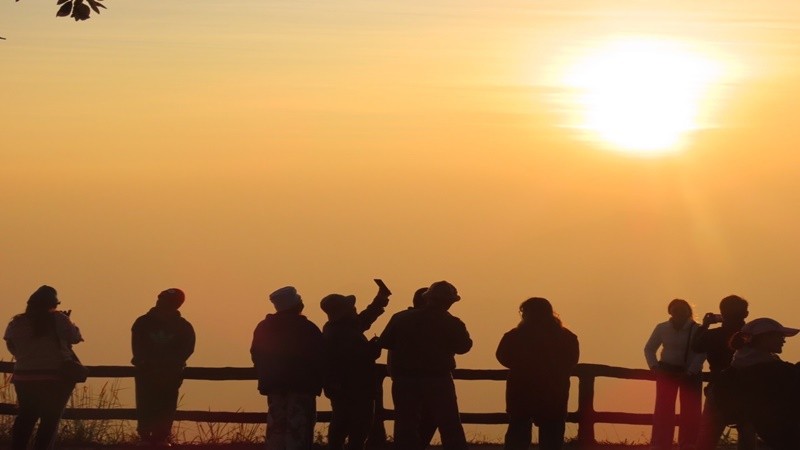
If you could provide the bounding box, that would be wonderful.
[3,0,800,442]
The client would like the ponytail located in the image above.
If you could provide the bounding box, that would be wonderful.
[729,331,752,350]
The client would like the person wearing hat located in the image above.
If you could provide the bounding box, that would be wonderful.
[320,284,390,450]
[131,288,196,446]
[4,285,83,450]
[378,280,472,450]
[711,317,800,450]
[384,287,439,449]
[251,286,324,450]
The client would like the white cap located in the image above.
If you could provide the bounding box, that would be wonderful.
[742,318,800,337]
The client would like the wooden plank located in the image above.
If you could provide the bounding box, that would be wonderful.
[1,362,707,381]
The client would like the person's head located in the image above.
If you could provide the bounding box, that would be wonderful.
[26,285,59,312]
[269,286,304,314]
[730,318,799,354]
[668,299,693,321]
[421,281,460,309]
[412,287,428,309]
[156,288,185,310]
[719,295,749,324]
[320,294,357,321]
[519,297,562,328]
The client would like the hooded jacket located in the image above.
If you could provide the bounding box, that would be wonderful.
[131,306,195,370]
[251,311,324,396]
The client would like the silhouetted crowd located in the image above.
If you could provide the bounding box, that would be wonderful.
[4,284,800,450]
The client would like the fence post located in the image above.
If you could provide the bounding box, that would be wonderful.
[576,372,596,446]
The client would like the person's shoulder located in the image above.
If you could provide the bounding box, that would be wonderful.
[7,313,26,325]
[131,312,151,327]
[561,326,578,340]
[178,316,195,330]
[443,311,466,324]
[653,320,671,330]
[500,327,520,340]
[252,315,272,330]
[389,308,415,320]
[4,314,27,333]
[298,315,322,333]
[388,308,420,326]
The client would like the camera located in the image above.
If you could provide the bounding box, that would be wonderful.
[704,312,723,324]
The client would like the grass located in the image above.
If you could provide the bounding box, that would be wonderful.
[58,379,136,445]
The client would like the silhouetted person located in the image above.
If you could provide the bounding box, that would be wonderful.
[320,283,390,450]
[379,281,472,450]
[692,295,756,450]
[644,299,705,450]
[4,285,83,450]
[383,287,438,449]
[131,288,195,446]
[715,318,800,450]
[496,298,579,450]
[251,286,324,450]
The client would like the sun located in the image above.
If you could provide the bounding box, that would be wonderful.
[564,38,724,156]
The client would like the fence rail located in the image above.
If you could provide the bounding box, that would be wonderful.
[0,361,707,445]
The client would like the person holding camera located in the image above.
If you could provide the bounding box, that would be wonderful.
[3,285,83,450]
[644,299,706,450]
[692,295,756,450]
[319,281,390,450]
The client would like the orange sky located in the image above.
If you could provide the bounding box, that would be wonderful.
[3,0,800,442]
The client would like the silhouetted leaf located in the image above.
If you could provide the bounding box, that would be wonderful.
[72,1,90,20]
[56,1,72,17]
[87,0,104,13]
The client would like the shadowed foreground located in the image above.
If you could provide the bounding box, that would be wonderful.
[53,444,753,450]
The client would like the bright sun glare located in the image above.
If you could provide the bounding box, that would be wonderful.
[565,38,724,156]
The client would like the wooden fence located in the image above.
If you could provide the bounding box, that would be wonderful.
[0,362,705,445]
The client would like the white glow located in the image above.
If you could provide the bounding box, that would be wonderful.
[564,38,725,156]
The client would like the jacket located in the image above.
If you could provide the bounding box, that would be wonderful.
[496,323,579,418]
[251,311,324,396]
[4,311,83,375]
[131,306,195,371]
[644,319,705,374]
[718,355,800,450]
[379,306,472,378]
[322,300,384,398]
